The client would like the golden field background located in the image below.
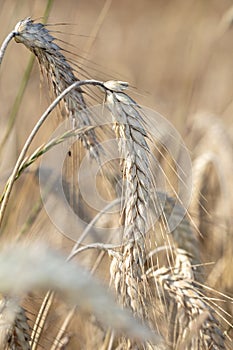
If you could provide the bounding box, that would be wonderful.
[0,0,232,348]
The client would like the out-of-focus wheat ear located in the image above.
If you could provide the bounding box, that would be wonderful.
[187,113,233,265]
[0,297,30,350]
[0,243,160,345]
[190,152,220,231]
[158,192,203,282]
[147,249,226,350]
[187,113,233,216]
[106,90,152,327]
[13,18,99,160]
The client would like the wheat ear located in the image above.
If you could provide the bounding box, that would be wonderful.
[0,297,30,350]
[147,249,226,349]
[106,90,152,327]
[13,17,99,159]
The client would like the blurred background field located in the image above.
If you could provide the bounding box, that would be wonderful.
[0,0,232,348]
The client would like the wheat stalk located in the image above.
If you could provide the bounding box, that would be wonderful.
[0,78,106,228]
[17,125,95,179]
